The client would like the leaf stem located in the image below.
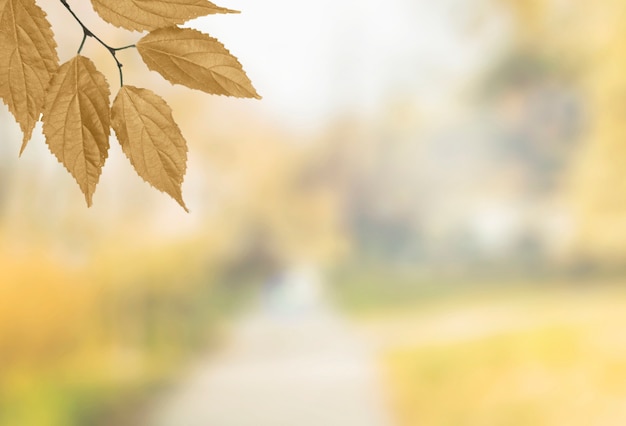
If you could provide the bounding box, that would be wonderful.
[59,0,136,87]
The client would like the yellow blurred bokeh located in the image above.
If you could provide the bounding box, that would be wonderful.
[3,0,626,425]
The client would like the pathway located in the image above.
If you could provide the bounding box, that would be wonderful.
[143,267,393,426]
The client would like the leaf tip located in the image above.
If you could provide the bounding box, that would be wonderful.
[175,195,190,213]
[174,192,189,212]
[18,127,35,156]
[18,140,28,157]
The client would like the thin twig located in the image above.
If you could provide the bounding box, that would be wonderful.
[59,0,135,87]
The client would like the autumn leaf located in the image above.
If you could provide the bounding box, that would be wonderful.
[0,0,259,209]
[111,86,189,212]
[0,0,58,151]
[137,27,260,99]
[42,56,110,207]
[90,0,237,32]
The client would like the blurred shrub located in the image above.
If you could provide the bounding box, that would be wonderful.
[0,237,251,426]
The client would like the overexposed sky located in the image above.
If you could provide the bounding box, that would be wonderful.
[192,0,510,129]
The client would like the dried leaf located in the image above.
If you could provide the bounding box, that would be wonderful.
[0,0,58,151]
[137,26,260,99]
[90,0,237,32]
[111,85,188,211]
[42,56,110,207]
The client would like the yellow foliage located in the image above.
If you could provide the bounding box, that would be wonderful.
[112,85,188,211]
[0,0,258,209]
[382,287,626,425]
[0,250,92,367]
[0,0,58,148]
[42,55,111,207]
[89,0,237,32]
[137,26,261,99]
[499,0,626,259]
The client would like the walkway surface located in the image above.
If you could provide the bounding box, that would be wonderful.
[143,269,393,426]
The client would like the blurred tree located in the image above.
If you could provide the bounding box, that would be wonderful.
[496,0,626,265]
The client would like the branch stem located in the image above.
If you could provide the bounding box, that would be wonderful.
[59,0,135,87]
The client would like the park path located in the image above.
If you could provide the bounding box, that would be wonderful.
[143,267,394,426]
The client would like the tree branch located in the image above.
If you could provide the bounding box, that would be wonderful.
[59,0,135,87]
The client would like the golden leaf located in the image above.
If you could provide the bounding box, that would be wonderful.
[90,0,237,32]
[42,56,110,207]
[137,27,260,99]
[0,0,58,151]
[111,85,189,212]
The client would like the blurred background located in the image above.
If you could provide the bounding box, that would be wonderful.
[3,0,626,424]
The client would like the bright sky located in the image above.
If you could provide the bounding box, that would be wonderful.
[191,0,510,130]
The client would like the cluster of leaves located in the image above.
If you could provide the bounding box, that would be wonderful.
[0,0,260,210]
